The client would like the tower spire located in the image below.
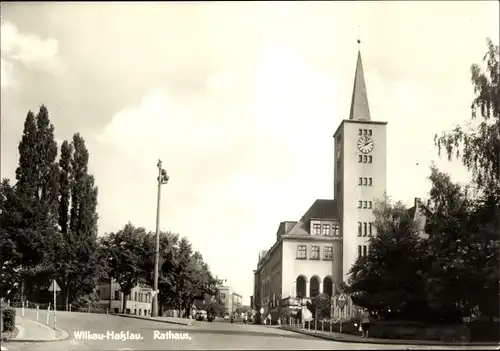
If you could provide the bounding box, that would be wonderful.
[348,33,371,121]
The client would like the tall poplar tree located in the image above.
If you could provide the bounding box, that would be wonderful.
[13,106,60,300]
[58,133,101,305]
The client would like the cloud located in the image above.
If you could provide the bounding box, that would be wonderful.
[1,21,60,88]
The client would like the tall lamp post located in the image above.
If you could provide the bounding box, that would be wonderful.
[152,159,169,317]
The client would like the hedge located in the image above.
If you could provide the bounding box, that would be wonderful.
[2,307,16,332]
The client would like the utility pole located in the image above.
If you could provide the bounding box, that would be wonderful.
[152,160,169,317]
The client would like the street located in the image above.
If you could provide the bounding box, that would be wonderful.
[3,309,498,350]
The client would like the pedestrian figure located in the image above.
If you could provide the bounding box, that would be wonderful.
[360,308,371,338]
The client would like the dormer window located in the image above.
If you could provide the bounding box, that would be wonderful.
[312,224,321,235]
[332,224,340,236]
[322,224,330,236]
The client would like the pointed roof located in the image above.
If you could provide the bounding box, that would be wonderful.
[348,50,371,121]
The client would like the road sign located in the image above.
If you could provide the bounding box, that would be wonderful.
[48,279,60,330]
[48,279,61,292]
[337,294,347,309]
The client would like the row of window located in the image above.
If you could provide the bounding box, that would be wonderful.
[358,245,369,257]
[358,129,373,136]
[297,245,333,260]
[98,290,152,303]
[312,223,340,236]
[357,222,374,237]
[359,177,373,186]
[358,200,373,209]
[358,155,373,163]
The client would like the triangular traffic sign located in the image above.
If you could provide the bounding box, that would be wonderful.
[338,293,347,301]
[48,279,61,292]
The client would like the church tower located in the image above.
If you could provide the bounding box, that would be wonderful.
[333,46,387,283]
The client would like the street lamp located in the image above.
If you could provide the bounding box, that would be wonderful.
[152,159,169,317]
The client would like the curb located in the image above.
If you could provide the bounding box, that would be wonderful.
[112,313,192,326]
[8,318,70,343]
[280,327,499,347]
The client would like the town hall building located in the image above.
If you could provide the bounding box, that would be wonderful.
[251,47,427,322]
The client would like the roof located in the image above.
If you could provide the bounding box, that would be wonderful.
[288,199,339,235]
[275,221,298,237]
[349,50,371,121]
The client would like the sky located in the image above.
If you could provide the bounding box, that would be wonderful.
[1,1,498,304]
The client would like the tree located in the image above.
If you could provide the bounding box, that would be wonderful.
[99,223,148,313]
[142,231,180,313]
[141,231,217,317]
[10,106,60,301]
[0,179,23,297]
[348,197,429,321]
[309,293,331,320]
[426,166,499,321]
[433,38,500,321]
[58,141,73,236]
[55,133,102,308]
[435,38,499,195]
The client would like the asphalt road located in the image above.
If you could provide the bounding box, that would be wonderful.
[3,310,498,350]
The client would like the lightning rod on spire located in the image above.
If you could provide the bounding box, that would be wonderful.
[357,25,361,49]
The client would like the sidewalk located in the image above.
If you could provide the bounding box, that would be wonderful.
[280,326,500,347]
[8,316,69,342]
[113,313,193,326]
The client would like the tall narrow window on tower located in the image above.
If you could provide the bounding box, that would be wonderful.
[358,201,362,208]
[357,222,362,236]
[368,156,372,163]
[369,178,373,186]
[369,222,373,236]
[363,222,367,236]
[369,201,373,209]
[368,129,372,136]
[358,155,363,163]
[359,177,363,185]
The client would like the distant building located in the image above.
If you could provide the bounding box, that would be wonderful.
[252,47,433,324]
[96,279,153,316]
[217,284,242,314]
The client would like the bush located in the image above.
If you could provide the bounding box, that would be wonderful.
[2,307,16,332]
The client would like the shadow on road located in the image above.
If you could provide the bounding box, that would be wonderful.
[140,326,315,340]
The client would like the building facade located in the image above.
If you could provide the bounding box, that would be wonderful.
[96,279,153,316]
[217,285,243,314]
[252,48,389,321]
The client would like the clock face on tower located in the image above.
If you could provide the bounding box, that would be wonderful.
[357,136,374,154]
